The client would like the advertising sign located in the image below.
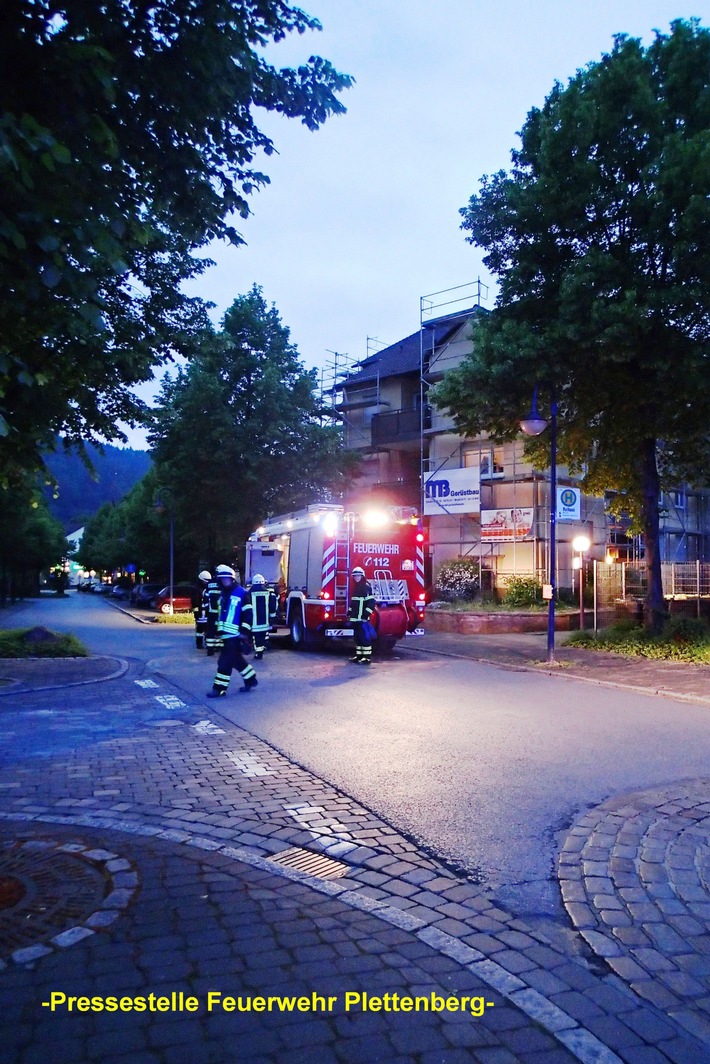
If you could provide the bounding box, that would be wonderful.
[557,486,581,522]
[423,467,480,515]
[480,508,534,542]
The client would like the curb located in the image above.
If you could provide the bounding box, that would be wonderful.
[0,656,129,696]
[0,809,622,1064]
[399,644,710,707]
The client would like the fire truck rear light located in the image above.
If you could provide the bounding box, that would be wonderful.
[324,610,331,618]
[418,593,426,600]
[416,533,425,542]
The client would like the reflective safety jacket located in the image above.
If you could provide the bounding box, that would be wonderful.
[348,579,375,623]
[202,579,222,617]
[241,587,278,634]
[217,585,248,637]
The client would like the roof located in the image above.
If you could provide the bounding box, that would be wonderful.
[342,306,483,387]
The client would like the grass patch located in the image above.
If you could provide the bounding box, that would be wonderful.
[567,617,710,663]
[429,599,574,613]
[154,612,195,625]
[0,628,89,658]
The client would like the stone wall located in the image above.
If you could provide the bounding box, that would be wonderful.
[424,609,577,634]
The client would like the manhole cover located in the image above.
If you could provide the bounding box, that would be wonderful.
[0,875,25,909]
[0,838,137,962]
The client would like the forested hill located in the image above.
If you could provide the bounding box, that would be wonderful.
[43,443,151,531]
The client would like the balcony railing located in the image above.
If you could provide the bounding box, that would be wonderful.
[371,407,430,447]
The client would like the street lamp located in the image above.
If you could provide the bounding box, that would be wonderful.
[572,534,591,631]
[520,388,558,663]
[154,497,174,614]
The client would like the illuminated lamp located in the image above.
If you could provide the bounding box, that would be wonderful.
[362,509,388,529]
[322,512,339,537]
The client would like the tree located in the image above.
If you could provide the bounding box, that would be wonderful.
[148,286,359,566]
[0,477,69,602]
[77,467,191,580]
[0,0,352,484]
[433,20,710,629]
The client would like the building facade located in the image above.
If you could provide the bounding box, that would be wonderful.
[337,288,710,597]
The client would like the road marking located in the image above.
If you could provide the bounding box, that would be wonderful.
[134,679,159,688]
[226,750,276,777]
[193,720,226,735]
[154,695,186,709]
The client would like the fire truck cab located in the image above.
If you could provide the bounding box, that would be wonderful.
[245,503,426,651]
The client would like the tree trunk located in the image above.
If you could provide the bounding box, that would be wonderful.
[640,438,666,632]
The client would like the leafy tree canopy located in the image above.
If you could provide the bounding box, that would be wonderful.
[148,285,359,567]
[0,475,69,600]
[77,467,188,579]
[1,0,352,484]
[433,19,710,622]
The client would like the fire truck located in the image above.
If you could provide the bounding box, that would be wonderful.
[244,503,426,651]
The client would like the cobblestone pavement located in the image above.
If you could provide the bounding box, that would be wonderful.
[0,651,708,1061]
[560,781,710,1050]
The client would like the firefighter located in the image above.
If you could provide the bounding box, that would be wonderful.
[193,570,211,650]
[202,572,223,657]
[241,574,278,659]
[207,565,258,697]
[348,566,376,664]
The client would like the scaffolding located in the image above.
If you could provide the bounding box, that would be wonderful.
[318,348,359,425]
[419,281,489,583]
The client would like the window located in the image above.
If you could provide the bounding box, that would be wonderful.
[479,448,505,479]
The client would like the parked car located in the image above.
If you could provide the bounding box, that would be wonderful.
[130,583,162,608]
[77,580,98,593]
[111,584,131,600]
[91,583,111,595]
[155,583,199,614]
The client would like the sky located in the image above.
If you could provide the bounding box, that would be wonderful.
[126,0,710,446]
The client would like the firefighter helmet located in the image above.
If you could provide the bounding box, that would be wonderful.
[351,567,365,578]
[251,574,266,585]
[215,564,236,579]
[198,570,211,582]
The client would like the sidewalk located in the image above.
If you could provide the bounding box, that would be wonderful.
[0,640,709,1062]
[399,630,710,706]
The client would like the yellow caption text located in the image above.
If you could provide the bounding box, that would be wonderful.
[42,991,494,1017]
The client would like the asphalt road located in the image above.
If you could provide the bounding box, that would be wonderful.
[9,592,710,933]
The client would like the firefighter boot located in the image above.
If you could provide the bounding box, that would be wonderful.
[238,664,258,693]
[208,671,230,697]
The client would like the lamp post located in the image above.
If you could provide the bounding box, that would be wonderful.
[572,534,591,631]
[520,389,557,663]
[154,498,174,614]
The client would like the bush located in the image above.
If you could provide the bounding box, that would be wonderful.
[435,559,480,602]
[662,616,710,646]
[567,618,710,662]
[0,628,89,657]
[154,613,195,625]
[502,576,542,608]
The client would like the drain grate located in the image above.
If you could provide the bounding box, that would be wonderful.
[269,847,349,880]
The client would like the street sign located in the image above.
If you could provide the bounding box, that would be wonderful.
[557,486,581,522]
